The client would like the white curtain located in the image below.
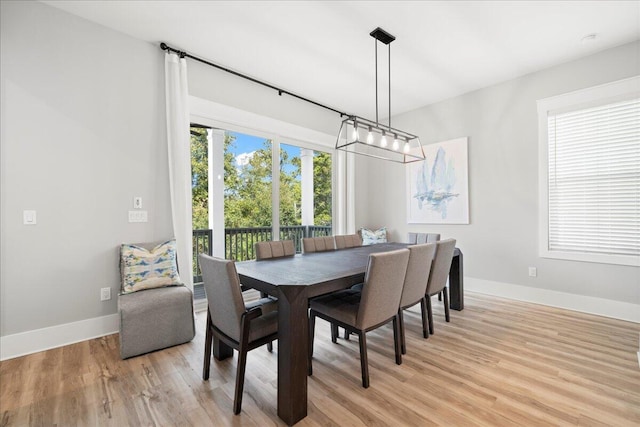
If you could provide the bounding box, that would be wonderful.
[346,152,356,233]
[165,53,193,290]
[336,150,356,234]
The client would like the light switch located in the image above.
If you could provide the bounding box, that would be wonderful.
[133,197,143,209]
[23,210,37,225]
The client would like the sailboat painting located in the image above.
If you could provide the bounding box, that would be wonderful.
[407,137,469,224]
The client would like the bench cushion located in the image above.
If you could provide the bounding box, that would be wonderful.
[118,285,195,359]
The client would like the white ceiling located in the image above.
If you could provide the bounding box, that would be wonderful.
[43,1,639,120]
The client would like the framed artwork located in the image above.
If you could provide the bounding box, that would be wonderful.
[407,137,469,224]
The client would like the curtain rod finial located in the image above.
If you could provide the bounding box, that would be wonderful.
[160,42,168,50]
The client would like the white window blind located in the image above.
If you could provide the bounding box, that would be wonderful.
[547,97,640,259]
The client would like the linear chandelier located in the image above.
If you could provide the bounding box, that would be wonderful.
[336,28,425,164]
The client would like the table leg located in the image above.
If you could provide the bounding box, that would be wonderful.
[449,249,464,311]
[207,307,234,361]
[277,285,309,425]
[213,336,233,360]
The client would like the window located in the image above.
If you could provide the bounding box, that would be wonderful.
[279,142,333,245]
[190,96,341,260]
[538,77,640,266]
[189,125,334,263]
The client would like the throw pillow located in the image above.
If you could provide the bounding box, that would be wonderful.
[360,227,387,245]
[120,239,182,294]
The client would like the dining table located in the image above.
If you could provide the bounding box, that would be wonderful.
[214,242,463,425]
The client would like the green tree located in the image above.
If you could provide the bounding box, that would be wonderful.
[279,147,301,226]
[313,152,332,225]
[191,126,332,239]
[190,127,209,229]
[225,139,273,227]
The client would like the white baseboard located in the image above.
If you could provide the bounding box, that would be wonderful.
[466,277,640,324]
[0,313,119,361]
[2,279,637,362]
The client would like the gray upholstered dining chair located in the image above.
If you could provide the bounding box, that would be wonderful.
[199,254,279,415]
[302,236,336,253]
[308,249,410,388]
[254,240,293,351]
[425,238,457,334]
[255,240,295,260]
[407,232,443,301]
[334,233,362,249]
[398,243,437,354]
[407,232,441,244]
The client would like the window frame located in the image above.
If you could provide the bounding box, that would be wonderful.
[537,76,640,267]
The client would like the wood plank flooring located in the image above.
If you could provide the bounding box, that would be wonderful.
[1,292,639,426]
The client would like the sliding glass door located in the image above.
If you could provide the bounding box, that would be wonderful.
[190,124,334,265]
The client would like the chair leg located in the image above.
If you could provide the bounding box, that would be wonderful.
[398,309,407,355]
[344,328,350,340]
[393,315,402,365]
[234,313,253,415]
[267,342,273,352]
[358,331,369,388]
[331,323,338,344]
[233,344,248,415]
[203,310,213,380]
[420,297,429,339]
[308,311,316,376]
[438,291,442,301]
[443,287,450,322]
[427,295,434,335]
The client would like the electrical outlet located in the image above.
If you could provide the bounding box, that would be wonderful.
[528,267,537,277]
[23,210,37,225]
[100,287,111,301]
[128,210,148,222]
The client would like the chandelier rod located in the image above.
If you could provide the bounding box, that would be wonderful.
[369,27,396,129]
[375,36,379,125]
[388,41,391,128]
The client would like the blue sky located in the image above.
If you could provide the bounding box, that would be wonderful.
[228,131,300,174]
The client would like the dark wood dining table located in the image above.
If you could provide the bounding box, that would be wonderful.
[215,242,463,425]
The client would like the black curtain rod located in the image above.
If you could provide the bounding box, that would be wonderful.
[160,42,349,118]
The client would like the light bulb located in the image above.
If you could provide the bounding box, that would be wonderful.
[367,129,373,144]
[380,133,387,147]
[403,141,410,153]
[352,126,358,141]
[392,137,399,151]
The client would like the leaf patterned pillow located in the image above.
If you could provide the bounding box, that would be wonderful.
[360,227,387,245]
[120,239,182,294]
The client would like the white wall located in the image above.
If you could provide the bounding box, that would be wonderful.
[358,41,640,314]
[0,1,174,339]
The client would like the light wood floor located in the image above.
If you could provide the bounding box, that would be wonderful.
[1,292,639,426]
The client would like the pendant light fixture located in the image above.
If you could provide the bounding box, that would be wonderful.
[335,27,425,163]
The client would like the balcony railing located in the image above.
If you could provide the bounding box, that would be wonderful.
[193,225,332,282]
[192,229,213,283]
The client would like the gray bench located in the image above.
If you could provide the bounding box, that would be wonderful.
[118,241,195,359]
